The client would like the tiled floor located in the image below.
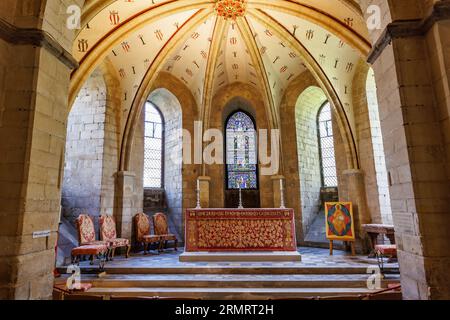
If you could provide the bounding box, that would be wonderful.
[69,246,398,269]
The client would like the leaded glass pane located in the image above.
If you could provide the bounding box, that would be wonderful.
[318,102,338,187]
[144,102,163,188]
[226,111,258,189]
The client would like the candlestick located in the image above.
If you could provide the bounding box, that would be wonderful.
[280,178,286,209]
[238,185,244,209]
[196,179,201,209]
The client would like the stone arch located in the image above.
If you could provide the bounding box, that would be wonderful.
[207,82,271,209]
[121,72,199,242]
[146,88,183,238]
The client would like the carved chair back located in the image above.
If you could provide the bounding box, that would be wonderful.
[153,213,169,236]
[76,214,96,245]
[135,213,151,242]
[99,215,117,241]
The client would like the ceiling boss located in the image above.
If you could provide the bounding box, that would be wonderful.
[215,0,247,20]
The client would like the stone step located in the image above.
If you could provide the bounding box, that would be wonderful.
[68,273,399,289]
[60,265,399,275]
[74,286,391,300]
[179,251,302,262]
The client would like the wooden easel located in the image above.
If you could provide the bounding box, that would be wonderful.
[329,240,355,256]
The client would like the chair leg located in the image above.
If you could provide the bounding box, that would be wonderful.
[99,252,106,271]
[111,248,116,261]
[174,239,178,251]
[144,242,148,255]
[126,245,131,258]
[90,255,94,265]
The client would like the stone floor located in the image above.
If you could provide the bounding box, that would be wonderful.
[62,246,398,270]
[56,247,400,300]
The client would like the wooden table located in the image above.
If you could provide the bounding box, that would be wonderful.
[185,208,297,252]
[361,224,395,256]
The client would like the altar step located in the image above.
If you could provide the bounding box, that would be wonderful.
[56,273,400,300]
[67,273,400,289]
[63,265,399,275]
[80,287,398,300]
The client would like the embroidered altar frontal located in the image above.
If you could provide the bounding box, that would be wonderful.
[185,209,297,252]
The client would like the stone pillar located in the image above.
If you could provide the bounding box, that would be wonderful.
[198,176,211,208]
[0,5,78,299]
[115,171,137,240]
[339,169,371,252]
[365,1,450,299]
[271,175,285,208]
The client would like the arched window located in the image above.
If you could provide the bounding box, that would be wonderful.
[318,102,337,187]
[144,102,163,188]
[225,111,258,189]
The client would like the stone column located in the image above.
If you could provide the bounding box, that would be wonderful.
[339,169,371,252]
[198,176,211,208]
[271,175,285,208]
[365,1,450,299]
[0,6,78,299]
[115,171,137,240]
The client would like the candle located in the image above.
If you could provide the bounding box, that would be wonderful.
[280,178,284,191]
[197,179,200,191]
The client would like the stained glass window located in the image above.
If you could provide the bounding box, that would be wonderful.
[225,111,258,189]
[144,102,163,188]
[318,102,338,187]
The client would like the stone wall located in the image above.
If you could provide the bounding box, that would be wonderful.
[294,86,327,236]
[365,68,392,224]
[127,72,199,242]
[62,69,107,229]
[148,88,183,239]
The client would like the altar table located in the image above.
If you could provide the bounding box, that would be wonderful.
[185,208,297,252]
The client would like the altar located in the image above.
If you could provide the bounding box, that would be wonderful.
[180,208,301,262]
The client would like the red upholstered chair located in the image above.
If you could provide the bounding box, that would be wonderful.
[99,215,131,260]
[75,214,107,246]
[152,213,178,252]
[73,214,109,265]
[71,244,108,270]
[134,213,162,255]
[375,244,397,275]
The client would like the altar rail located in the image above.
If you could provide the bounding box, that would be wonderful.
[185,208,297,252]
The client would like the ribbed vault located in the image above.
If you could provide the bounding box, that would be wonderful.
[71,0,372,170]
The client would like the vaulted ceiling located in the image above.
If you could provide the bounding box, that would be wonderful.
[72,0,371,131]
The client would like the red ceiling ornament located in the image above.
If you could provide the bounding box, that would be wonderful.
[215,0,247,20]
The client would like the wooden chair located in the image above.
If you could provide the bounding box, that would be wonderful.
[152,213,178,252]
[134,213,161,255]
[74,214,109,265]
[99,215,131,260]
[375,244,398,275]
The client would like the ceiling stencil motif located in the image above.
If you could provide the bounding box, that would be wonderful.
[72,0,370,134]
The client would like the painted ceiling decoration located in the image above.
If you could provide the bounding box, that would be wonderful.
[72,0,371,136]
[215,0,247,20]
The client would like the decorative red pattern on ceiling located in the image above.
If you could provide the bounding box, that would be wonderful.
[215,0,247,20]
